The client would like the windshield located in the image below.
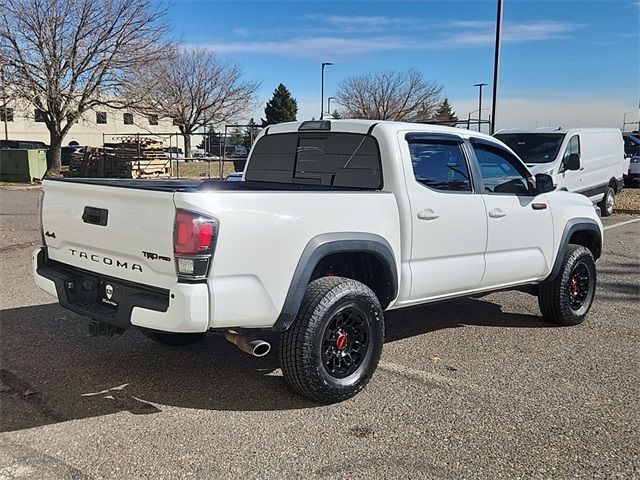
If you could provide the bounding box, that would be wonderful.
[494,133,565,164]
[245,132,382,189]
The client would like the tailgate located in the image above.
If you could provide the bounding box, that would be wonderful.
[42,180,177,289]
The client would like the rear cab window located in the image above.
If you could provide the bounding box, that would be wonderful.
[245,132,382,189]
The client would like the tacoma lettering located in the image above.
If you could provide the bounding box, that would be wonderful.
[69,249,142,272]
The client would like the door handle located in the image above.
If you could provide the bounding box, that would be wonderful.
[417,209,440,220]
[488,208,506,218]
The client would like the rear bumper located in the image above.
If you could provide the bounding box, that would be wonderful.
[33,248,209,333]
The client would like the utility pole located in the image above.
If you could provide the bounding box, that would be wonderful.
[320,62,333,120]
[490,0,503,134]
[474,83,487,132]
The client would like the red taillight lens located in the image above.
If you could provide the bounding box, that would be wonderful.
[174,210,217,255]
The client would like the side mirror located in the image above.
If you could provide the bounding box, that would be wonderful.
[565,153,580,171]
[535,173,555,194]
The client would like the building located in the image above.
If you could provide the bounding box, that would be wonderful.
[1,101,189,151]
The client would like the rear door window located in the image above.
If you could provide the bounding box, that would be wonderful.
[407,139,472,192]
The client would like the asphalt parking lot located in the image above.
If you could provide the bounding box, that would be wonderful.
[1,188,638,479]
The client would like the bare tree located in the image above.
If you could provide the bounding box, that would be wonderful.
[335,69,443,122]
[0,0,169,171]
[127,48,260,156]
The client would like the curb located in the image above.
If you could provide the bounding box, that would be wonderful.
[614,208,640,215]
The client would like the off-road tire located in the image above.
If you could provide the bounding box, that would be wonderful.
[280,277,384,403]
[598,184,615,217]
[538,245,596,326]
[143,330,205,346]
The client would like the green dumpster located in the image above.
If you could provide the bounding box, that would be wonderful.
[0,149,48,182]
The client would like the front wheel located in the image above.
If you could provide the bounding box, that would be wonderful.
[538,245,596,326]
[280,277,384,403]
[598,185,615,217]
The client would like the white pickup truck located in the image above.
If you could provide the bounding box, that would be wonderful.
[34,120,603,403]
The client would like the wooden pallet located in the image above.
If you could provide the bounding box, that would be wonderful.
[67,142,170,179]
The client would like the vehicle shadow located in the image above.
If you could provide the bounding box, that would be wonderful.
[0,297,548,432]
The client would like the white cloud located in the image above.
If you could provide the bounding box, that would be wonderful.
[192,19,586,59]
[192,36,417,58]
[303,14,426,32]
[451,20,584,46]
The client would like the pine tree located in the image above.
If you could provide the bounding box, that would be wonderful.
[434,98,458,125]
[262,84,298,126]
[242,118,261,148]
[331,109,342,119]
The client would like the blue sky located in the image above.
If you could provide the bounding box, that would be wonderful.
[169,0,639,129]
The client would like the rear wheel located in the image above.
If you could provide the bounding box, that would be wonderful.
[142,330,205,346]
[598,184,615,216]
[538,245,596,326]
[280,277,384,403]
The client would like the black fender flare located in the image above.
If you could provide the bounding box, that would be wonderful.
[545,217,602,281]
[271,232,398,332]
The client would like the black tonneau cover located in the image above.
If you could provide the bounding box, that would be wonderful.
[46,177,378,193]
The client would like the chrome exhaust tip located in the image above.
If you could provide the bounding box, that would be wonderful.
[224,332,271,357]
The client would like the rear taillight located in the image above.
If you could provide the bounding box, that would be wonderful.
[37,190,45,245]
[173,209,219,280]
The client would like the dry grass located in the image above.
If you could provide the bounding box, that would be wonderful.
[616,187,640,212]
[169,160,237,179]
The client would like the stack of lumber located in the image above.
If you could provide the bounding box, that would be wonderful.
[67,138,170,179]
[104,137,170,178]
[68,147,132,178]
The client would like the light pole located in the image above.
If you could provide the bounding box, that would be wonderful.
[320,62,333,120]
[474,83,487,132]
[490,0,503,134]
[327,96,336,116]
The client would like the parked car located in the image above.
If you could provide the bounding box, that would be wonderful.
[623,134,640,187]
[233,145,248,157]
[0,139,48,149]
[34,120,603,403]
[494,128,625,216]
[163,146,184,158]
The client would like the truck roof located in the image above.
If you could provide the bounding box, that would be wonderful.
[495,127,621,135]
[265,119,498,142]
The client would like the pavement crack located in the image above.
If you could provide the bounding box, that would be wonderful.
[0,241,39,253]
[0,369,67,428]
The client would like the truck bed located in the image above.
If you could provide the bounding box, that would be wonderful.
[46,177,381,193]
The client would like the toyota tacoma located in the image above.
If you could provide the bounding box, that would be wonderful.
[34,120,603,403]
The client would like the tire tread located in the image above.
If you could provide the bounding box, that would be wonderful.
[538,245,596,326]
[280,277,384,403]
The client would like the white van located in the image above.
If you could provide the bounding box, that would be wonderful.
[495,128,625,216]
